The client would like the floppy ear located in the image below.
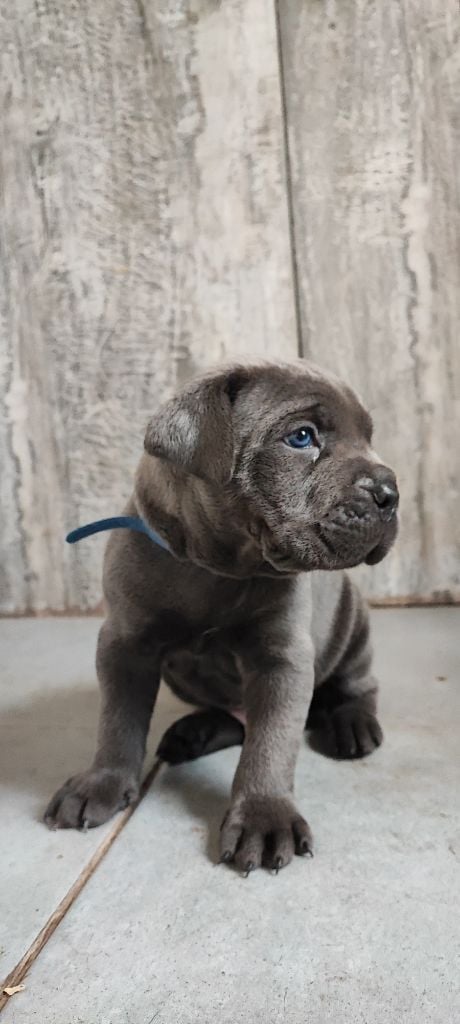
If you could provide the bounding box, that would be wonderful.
[144,369,247,483]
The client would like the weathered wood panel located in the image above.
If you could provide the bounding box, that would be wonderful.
[280,0,460,601]
[0,0,297,612]
[2,0,459,612]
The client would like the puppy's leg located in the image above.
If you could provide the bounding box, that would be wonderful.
[45,621,161,829]
[157,709,245,765]
[220,619,314,875]
[308,593,383,759]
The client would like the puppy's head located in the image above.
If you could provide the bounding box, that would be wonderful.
[144,362,398,573]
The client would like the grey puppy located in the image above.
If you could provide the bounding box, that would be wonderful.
[45,360,398,874]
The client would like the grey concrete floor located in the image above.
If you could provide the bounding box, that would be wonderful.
[0,610,459,1023]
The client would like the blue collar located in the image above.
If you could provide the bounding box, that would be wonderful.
[66,515,171,552]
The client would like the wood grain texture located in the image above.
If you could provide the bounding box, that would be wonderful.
[2,1,459,611]
[280,0,460,601]
[0,0,297,612]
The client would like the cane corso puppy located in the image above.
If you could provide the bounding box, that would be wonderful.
[45,361,398,874]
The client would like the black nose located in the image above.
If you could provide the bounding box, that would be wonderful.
[372,479,399,511]
[356,470,399,516]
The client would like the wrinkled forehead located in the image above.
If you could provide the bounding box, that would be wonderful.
[237,363,372,438]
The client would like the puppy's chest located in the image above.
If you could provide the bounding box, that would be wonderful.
[143,576,281,655]
[148,607,250,656]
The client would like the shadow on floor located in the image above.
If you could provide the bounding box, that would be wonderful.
[156,758,234,864]
[1,682,228,849]
[0,686,99,805]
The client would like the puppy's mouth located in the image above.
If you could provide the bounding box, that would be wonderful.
[315,505,398,568]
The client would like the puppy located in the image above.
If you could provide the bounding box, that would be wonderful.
[45,361,398,874]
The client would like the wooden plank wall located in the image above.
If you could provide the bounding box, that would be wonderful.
[280,0,460,602]
[1,0,459,612]
[0,0,297,613]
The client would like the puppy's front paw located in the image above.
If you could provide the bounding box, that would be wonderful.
[44,768,139,830]
[331,705,383,759]
[219,796,313,875]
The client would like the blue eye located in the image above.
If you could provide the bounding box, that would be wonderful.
[284,426,317,449]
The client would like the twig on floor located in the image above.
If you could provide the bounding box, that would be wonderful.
[0,759,163,1014]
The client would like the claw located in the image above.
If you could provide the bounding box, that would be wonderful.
[243,861,255,878]
[272,855,284,875]
[300,840,313,858]
[219,850,233,864]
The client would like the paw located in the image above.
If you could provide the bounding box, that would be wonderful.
[330,705,383,759]
[157,710,244,765]
[157,713,218,765]
[44,768,139,830]
[219,796,313,875]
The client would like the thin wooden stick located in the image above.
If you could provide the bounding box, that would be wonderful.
[0,759,163,1013]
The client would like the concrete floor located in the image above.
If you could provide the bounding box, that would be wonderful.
[0,610,459,1023]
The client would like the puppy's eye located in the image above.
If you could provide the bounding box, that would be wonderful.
[284,426,318,450]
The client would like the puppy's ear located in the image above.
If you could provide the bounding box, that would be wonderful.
[144,368,248,484]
